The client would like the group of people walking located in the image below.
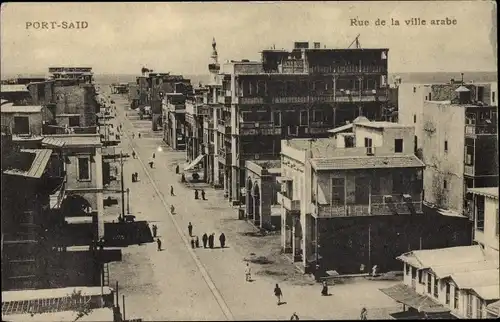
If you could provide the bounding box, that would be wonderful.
[187,222,227,249]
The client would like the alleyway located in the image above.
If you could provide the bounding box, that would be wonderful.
[108,90,402,321]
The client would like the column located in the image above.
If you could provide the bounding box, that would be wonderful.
[223,167,229,198]
[231,166,239,204]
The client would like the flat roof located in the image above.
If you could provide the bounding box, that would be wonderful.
[356,121,409,129]
[43,134,101,147]
[396,245,485,269]
[310,155,425,171]
[468,187,499,199]
[0,105,42,113]
[3,149,52,179]
[1,84,29,93]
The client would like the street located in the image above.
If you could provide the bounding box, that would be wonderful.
[107,90,402,321]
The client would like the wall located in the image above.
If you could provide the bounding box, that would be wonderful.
[422,101,465,213]
[318,212,472,274]
[398,84,431,151]
[354,124,415,156]
[54,85,97,126]
[1,112,43,136]
[65,147,99,190]
[474,195,499,254]
[354,125,384,148]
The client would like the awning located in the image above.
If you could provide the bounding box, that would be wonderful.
[487,300,500,317]
[276,176,292,183]
[380,284,450,314]
[184,154,205,171]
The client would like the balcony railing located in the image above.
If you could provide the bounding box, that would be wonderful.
[239,122,281,136]
[465,124,497,136]
[236,90,387,105]
[240,121,274,129]
[309,65,387,75]
[277,191,300,211]
[312,194,423,218]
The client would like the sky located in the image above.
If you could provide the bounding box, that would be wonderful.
[0,1,497,76]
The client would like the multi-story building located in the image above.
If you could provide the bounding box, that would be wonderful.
[163,93,187,150]
[1,131,66,290]
[398,81,498,217]
[385,187,498,319]
[48,67,94,84]
[210,41,390,205]
[1,84,32,105]
[277,118,472,274]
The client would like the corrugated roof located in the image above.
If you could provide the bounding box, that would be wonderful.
[0,105,42,113]
[431,259,499,279]
[2,149,52,178]
[467,187,499,199]
[310,155,425,171]
[380,283,450,313]
[41,137,66,148]
[397,245,485,269]
[449,268,499,289]
[1,84,29,93]
[44,135,101,147]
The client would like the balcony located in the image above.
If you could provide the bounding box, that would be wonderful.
[465,124,497,137]
[309,65,387,75]
[235,90,387,105]
[311,194,423,218]
[217,123,231,135]
[277,191,300,211]
[239,122,281,136]
[464,164,475,176]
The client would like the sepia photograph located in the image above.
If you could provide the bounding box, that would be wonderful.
[0,1,498,321]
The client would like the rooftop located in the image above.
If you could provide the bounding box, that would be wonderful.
[396,245,486,269]
[42,134,101,147]
[1,84,29,93]
[2,149,52,179]
[431,259,500,279]
[467,187,499,199]
[310,155,425,171]
[0,105,42,113]
[357,121,409,129]
[253,159,281,170]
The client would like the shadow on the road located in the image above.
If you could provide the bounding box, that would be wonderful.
[278,301,287,306]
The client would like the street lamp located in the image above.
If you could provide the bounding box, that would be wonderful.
[126,188,130,214]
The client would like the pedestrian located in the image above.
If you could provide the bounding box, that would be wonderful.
[138,133,141,138]
[371,265,378,277]
[194,189,199,200]
[132,173,136,183]
[290,312,299,320]
[219,232,226,248]
[170,185,174,196]
[181,173,186,183]
[152,224,157,238]
[201,189,206,200]
[360,307,367,320]
[274,284,283,305]
[190,238,195,249]
[208,233,214,248]
[135,172,139,182]
[195,236,200,248]
[321,280,328,296]
[202,233,208,248]
[132,151,136,159]
[156,238,162,251]
[149,159,154,168]
[175,165,180,174]
[132,133,135,139]
[188,222,193,236]
[152,152,155,159]
[245,263,252,282]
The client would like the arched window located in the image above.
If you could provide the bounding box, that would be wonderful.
[257,80,266,96]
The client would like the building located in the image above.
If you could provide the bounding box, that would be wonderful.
[1,132,66,290]
[398,81,498,216]
[277,118,472,274]
[244,160,281,229]
[382,187,499,319]
[0,84,32,105]
[206,40,390,205]
[48,67,94,84]
[1,104,44,142]
[163,93,187,150]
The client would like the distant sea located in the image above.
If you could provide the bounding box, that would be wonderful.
[1,72,497,86]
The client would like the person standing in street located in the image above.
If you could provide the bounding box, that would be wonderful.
[190,238,195,249]
[360,307,367,320]
[175,165,180,174]
[208,233,214,248]
[219,232,226,248]
[201,190,206,200]
[152,224,157,238]
[188,222,193,236]
[195,236,200,248]
[152,152,155,159]
[138,133,141,138]
[156,238,162,251]
[132,133,135,139]
[170,185,175,196]
[132,150,136,159]
[245,263,252,282]
[321,280,328,296]
[274,284,283,305]
[202,233,208,248]
[149,159,154,168]
[194,189,199,200]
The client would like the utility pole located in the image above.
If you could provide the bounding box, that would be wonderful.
[126,188,130,214]
[120,151,125,221]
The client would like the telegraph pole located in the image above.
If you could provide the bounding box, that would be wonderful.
[120,151,125,221]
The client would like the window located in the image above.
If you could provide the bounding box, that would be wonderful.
[413,114,417,123]
[344,135,355,148]
[476,298,484,318]
[411,267,417,280]
[300,111,308,126]
[454,287,459,309]
[445,283,451,305]
[78,157,91,181]
[476,196,485,232]
[433,275,438,297]
[427,273,432,294]
[465,143,474,165]
[414,136,418,154]
[331,178,345,206]
[444,140,448,152]
[69,116,80,127]
[364,137,372,148]
[395,139,403,153]
[443,180,447,189]
[405,263,410,275]
[13,116,30,135]
[466,293,473,318]
[418,270,424,284]
[273,112,281,126]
